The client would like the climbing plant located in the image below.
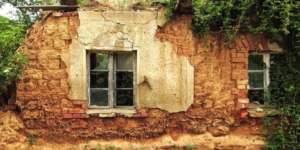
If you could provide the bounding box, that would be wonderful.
[161,0,300,149]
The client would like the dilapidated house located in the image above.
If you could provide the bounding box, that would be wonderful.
[1,0,284,149]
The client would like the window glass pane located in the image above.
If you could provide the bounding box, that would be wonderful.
[90,72,108,88]
[248,55,264,70]
[249,72,264,88]
[116,72,133,88]
[90,89,108,106]
[116,90,133,106]
[248,90,264,104]
[116,53,133,70]
[90,53,109,70]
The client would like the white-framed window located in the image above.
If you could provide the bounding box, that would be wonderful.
[248,53,270,104]
[87,51,136,109]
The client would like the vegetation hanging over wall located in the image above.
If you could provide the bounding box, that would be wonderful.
[162,0,300,149]
[0,16,27,85]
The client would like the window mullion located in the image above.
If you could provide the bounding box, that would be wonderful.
[113,53,117,108]
[133,52,136,107]
[264,54,270,91]
[87,52,91,107]
[108,52,114,108]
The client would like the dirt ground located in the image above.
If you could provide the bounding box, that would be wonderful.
[0,110,265,150]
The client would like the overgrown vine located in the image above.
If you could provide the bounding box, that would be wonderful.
[161,0,300,149]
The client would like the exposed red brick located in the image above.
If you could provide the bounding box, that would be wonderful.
[62,12,67,17]
[237,90,248,99]
[240,110,248,118]
[73,100,86,108]
[234,36,245,50]
[62,108,69,114]
[81,114,89,118]
[66,12,70,17]
[72,11,78,16]
[241,39,250,49]
[67,108,85,114]
[62,113,72,119]
[72,114,81,118]
[245,33,256,50]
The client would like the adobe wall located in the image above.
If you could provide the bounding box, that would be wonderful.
[13,6,273,149]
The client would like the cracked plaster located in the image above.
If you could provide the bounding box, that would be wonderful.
[68,10,194,113]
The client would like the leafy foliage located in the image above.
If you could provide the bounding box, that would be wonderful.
[162,0,300,149]
[0,0,41,29]
[0,16,27,85]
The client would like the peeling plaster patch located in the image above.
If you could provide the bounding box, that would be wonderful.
[102,11,134,24]
[133,11,157,24]
[70,10,194,113]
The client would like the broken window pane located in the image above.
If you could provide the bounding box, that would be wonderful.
[90,72,108,88]
[90,53,109,70]
[116,53,133,70]
[116,90,133,106]
[248,90,264,104]
[116,72,133,88]
[90,89,108,106]
[248,55,264,70]
[249,72,264,88]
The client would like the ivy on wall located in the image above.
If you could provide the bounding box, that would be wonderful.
[161,0,300,149]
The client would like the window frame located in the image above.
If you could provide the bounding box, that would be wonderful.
[86,51,136,110]
[248,53,270,104]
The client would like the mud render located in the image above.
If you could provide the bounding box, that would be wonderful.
[0,1,283,149]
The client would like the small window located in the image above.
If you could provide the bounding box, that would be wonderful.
[87,51,136,109]
[248,53,269,104]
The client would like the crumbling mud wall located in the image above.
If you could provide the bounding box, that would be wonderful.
[13,3,276,149]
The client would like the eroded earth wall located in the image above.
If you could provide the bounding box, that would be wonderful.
[15,6,271,147]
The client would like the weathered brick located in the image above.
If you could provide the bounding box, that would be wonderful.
[238,89,248,99]
[230,49,237,58]
[48,59,60,69]
[238,98,249,103]
[232,58,246,63]
[62,108,69,114]
[137,108,149,113]
[27,54,37,60]
[72,114,81,118]
[81,114,89,118]
[67,108,85,114]
[237,79,249,85]
[242,39,250,49]
[234,36,245,50]
[236,103,249,110]
[237,84,246,89]
[245,34,256,50]
[231,88,238,95]
[236,52,247,58]
[52,12,62,17]
[232,69,248,80]
[240,110,248,118]
[60,79,69,89]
